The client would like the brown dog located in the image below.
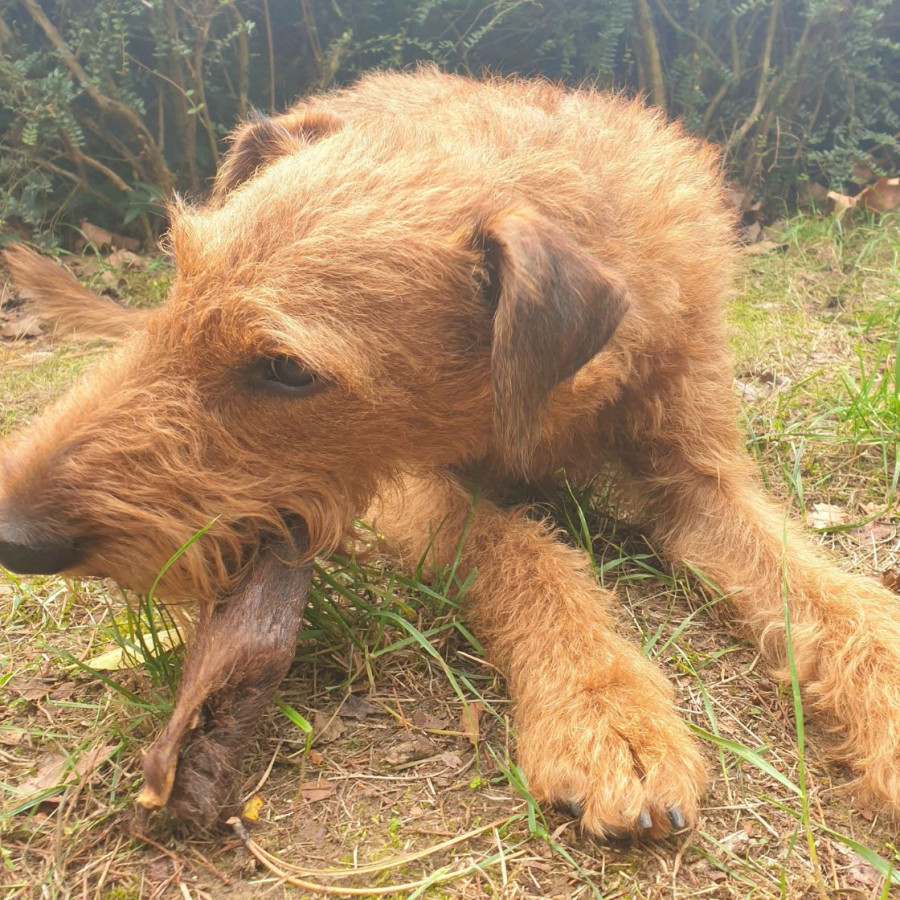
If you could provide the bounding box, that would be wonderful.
[3,68,900,839]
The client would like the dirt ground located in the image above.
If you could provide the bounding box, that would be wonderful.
[1,217,899,898]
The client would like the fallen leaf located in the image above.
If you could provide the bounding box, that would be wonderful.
[106,249,148,268]
[17,752,67,795]
[806,503,849,530]
[725,186,747,212]
[49,682,77,702]
[73,743,116,779]
[882,568,900,594]
[79,220,140,252]
[1,315,43,339]
[16,744,116,795]
[829,177,900,219]
[411,709,449,731]
[384,736,436,766]
[741,220,762,244]
[852,521,895,543]
[734,379,769,402]
[827,189,860,221]
[859,176,900,214]
[242,793,265,821]
[458,700,484,746]
[0,729,26,746]
[845,854,879,888]
[98,270,122,293]
[339,694,380,719]
[7,676,49,701]
[301,779,335,802]
[440,752,463,769]
[313,710,346,743]
[82,627,183,671]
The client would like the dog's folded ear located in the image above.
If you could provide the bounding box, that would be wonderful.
[480,207,631,471]
[211,108,344,202]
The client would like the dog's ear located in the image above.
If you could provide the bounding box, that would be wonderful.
[211,109,344,202]
[479,207,631,470]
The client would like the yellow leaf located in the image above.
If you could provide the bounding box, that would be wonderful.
[242,793,264,821]
[82,628,183,671]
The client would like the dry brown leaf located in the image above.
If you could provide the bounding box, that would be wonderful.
[106,249,148,269]
[98,270,122,293]
[0,729,26,746]
[300,779,335,802]
[806,503,849,530]
[411,709,449,731]
[741,220,762,244]
[725,186,747,212]
[384,736,435,766]
[17,752,67,795]
[829,177,900,219]
[49,682,77,702]
[845,854,880,889]
[852,521,895,543]
[312,710,345,743]
[734,379,769,403]
[339,694,380,719]
[73,743,116,779]
[882,568,900,595]
[7,676,49,701]
[458,699,484,746]
[827,189,857,214]
[79,220,140,252]
[859,176,900,213]
[1,315,43,339]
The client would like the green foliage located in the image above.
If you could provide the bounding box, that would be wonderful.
[0,0,896,242]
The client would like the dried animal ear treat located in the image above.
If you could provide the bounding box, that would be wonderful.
[138,520,311,829]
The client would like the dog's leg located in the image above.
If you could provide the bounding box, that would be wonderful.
[613,378,900,814]
[368,474,706,838]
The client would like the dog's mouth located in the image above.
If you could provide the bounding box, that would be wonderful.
[137,517,312,828]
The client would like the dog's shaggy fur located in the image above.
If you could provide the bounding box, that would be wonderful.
[4,69,900,838]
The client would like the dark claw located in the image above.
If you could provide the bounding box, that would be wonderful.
[668,807,686,830]
[601,824,632,844]
[554,799,583,819]
[638,809,652,830]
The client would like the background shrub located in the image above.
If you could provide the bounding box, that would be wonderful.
[0,0,897,242]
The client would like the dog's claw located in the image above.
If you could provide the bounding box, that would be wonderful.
[602,824,633,843]
[638,809,652,830]
[668,806,686,830]
[555,799,583,819]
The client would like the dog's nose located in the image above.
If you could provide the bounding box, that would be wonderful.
[0,517,81,575]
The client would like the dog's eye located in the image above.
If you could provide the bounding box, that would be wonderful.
[247,356,322,397]
[267,357,314,387]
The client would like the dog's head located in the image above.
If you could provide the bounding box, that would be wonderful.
[0,92,629,598]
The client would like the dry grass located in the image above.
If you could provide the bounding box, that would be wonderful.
[1,213,899,898]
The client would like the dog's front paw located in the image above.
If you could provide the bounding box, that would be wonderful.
[515,648,705,839]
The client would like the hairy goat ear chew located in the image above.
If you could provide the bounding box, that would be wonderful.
[481,207,631,470]
[211,108,344,202]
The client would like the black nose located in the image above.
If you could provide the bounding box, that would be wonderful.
[0,519,81,575]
